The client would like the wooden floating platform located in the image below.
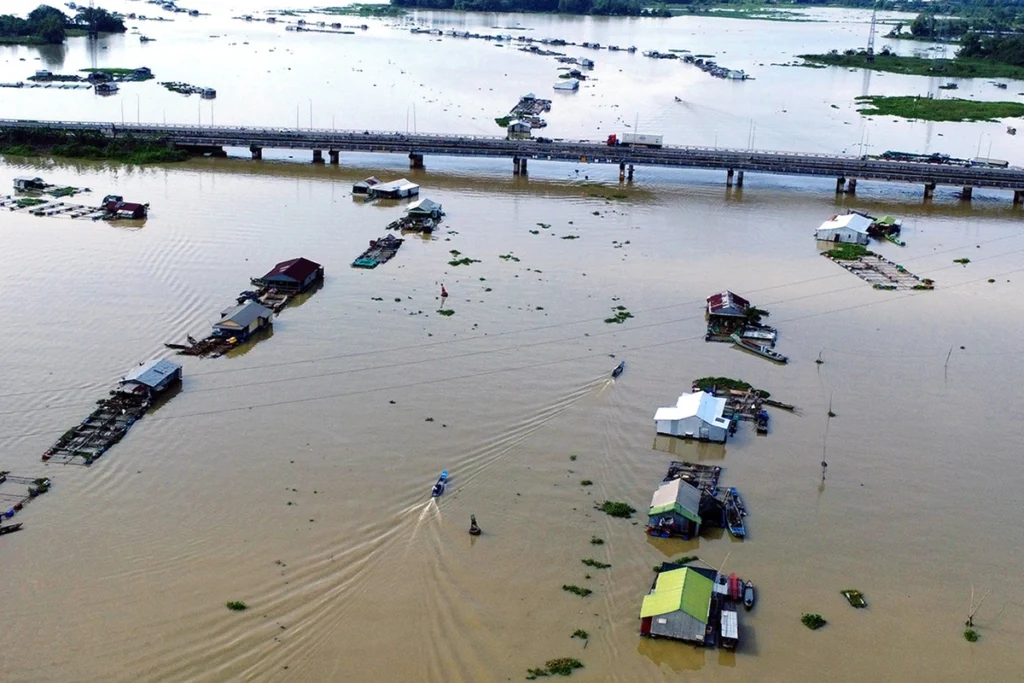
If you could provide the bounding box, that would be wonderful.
[0,472,52,519]
[0,195,125,221]
[822,253,933,291]
[662,460,721,494]
[42,393,152,465]
[352,234,404,268]
[386,215,439,234]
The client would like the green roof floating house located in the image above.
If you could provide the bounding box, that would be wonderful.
[647,477,703,539]
[640,567,714,644]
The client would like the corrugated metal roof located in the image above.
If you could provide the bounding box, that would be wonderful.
[721,610,738,639]
[216,300,273,328]
[640,568,712,623]
[817,213,871,235]
[372,178,419,193]
[648,478,702,523]
[654,392,729,428]
[407,198,441,214]
[121,359,181,388]
[707,290,751,316]
[260,257,321,282]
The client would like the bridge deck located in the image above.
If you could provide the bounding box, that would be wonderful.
[3,119,1024,190]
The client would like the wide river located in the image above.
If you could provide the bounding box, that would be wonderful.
[1,2,1022,682]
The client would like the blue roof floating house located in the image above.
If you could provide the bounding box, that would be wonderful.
[119,358,182,395]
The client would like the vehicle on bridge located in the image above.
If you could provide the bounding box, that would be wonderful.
[607,133,663,149]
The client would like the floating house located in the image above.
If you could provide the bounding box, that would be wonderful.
[506,119,532,140]
[201,88,216,99]
[406,198,443,219]
[368,178,420,199]
[647,477,703,539]
[352,176,381,194]
[133,66,152,79]
[580,58,595,68]
[553,78,579,91]
[720,610,739,649]
[118,358,182,396]
[13,177,46,192]
[654,391,730,442]
[251,257,323,293]
[94,82,119,95]
[815,213,872,245]
[103,199,148,219]
[213,300,273,340]
[706,291,751,321]
[640,566,715,644]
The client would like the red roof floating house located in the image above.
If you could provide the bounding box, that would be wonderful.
[251,257,324,293]
[103,199,148,219]
[706,291,751,319]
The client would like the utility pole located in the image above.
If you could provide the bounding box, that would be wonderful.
[866,9,877,62]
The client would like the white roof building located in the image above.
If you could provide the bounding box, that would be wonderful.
[654,391,730,442]
[815,213,871,245]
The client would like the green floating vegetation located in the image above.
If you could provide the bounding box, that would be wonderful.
[581,558,611,569]
[561,235,580,240]
[692,377,766,397]
[823,243,872,260]
[49,186,80,197]
[315,4,407,16]
[672,555,699,564]
[856,95,1024,122]
[580,479,593,486]
[437,309,455,317]
[571,629,589,639]
[16,197,46,208]
[537,222,551,229]
[448,257,480,267]
[495,116,512,127]
[964,627,980,642]
[498,253,521,262]
[562,584,593,597]
[954,257,971,265]
[596,500,635,519]
[527,657,585,678]
[604,306,633,324]
[569,454,577,461]
[801,613,827,630]
[225,600,248,611]
[589,536,604,545]
[841,589,867,608]
[80,67,136,76]
[799,51,1024,80]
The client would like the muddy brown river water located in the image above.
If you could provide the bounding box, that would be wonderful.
[2,3,1023,681]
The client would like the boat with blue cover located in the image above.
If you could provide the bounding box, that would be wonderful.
[431,470,448,497]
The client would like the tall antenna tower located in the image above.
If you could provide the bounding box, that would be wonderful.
[866,9,877,61]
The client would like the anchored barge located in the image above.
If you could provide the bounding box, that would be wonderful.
[41,359,182,465]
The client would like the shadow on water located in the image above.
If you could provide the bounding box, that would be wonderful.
[220,326,275,359]
[144,380,183,416]
[280,278,324,311]
[652,435,728,461]
[646,533,701,559]
[636,637,706,672]
[737,623,759,656]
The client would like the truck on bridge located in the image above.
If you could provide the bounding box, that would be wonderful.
[607,133,663,149]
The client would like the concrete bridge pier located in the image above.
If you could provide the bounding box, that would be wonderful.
[628,164,634,181]
[249,145,262,160]
[736,171,744,188]
[1015,190,1024,205]
[847,178,857,194]
[961,186,973,201]
[520,157,528,174]
[513,156,520,175]
[409,153,424,169]
[923,182,936,200]
[210,147,227,158]
[329,150,339,165]
[835,177,846,193]
[727,169,734,187]
[312,149,324,164]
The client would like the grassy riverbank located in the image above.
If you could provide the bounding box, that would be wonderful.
[856,95,1024,122]
[799,52,1024,79]
[0,131,188,164]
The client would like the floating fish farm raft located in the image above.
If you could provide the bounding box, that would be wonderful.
[352,234,404,268]
[0,472,52,520]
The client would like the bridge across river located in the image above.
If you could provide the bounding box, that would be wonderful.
[4,119,1024,202]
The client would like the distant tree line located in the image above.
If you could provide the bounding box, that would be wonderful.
[390,0,670,16]
[958,32,1024,65]
[0,5,125,45]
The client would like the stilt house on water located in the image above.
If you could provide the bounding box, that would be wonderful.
[640,566,715,644]
[368,179,420,199]
[212,300,273,341]
[352,176,381,194]
[406,198,443,219]
[250,257,323,293]
[654,391,731,442]
[118,359,182,396]
[647,477,703,539]
[707,290,750,321]
[815,213,871,245]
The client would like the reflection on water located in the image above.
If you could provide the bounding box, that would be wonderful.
[652,434,728,461]
[637,636,707,672]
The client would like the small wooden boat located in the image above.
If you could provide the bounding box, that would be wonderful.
[730,333,788,364]
[743,580,755,610]
[726,496,746,538]
[755,410,769,435]
[0,522,24,536]
[611,360,625,378]
[729,487,747,517]
[431,470,448,498]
